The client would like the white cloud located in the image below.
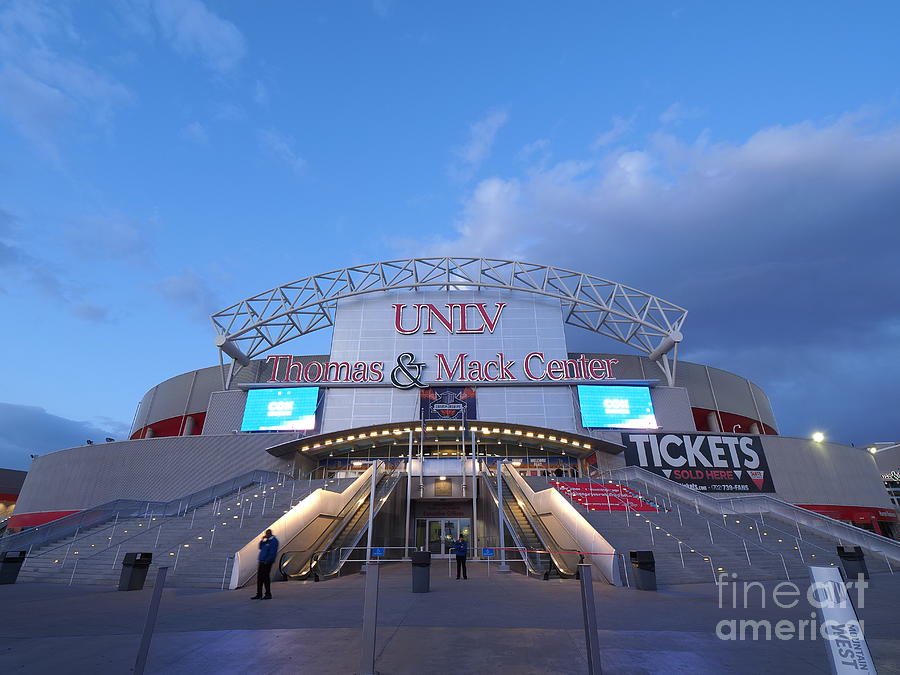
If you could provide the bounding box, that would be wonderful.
[253,79,268,106]
[258,128,306,177]
[152,0,246,74]
[64,215,153,260]
[155,269,218,318]
[593,115,634,148]
[181,120,208,144]
[0,0,132,161]
[433,112,900,442]
[659,101,704,125]
[450,109,509,181]
[0,402,128,469]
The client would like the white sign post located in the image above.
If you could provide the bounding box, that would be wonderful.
[808,565,877,675]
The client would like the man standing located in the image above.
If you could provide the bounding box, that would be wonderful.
[451,533,468,580]
[252,529,279,600]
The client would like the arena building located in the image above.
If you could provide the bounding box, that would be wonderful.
[4,259,898,588]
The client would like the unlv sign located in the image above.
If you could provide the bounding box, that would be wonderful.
[393,302,506,334]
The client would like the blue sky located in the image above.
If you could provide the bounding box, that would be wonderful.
[2,1,900,470]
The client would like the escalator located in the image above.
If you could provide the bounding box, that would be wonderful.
[278,461,402,581]
[482,462,580,578]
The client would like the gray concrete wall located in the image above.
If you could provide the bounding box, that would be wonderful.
[759,436,894,509]
[15,434,295,515]
[875,444,900,475]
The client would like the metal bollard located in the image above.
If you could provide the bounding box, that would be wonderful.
[133,566,169,675]
[578,563,603,674]
[359,562,380,675]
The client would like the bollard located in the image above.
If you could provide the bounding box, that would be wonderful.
[359,561,380,675]
[133,566,168,675]
[578,563,603,675]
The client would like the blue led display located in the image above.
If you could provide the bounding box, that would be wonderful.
[240,387,320,432]
[577,385,658,429]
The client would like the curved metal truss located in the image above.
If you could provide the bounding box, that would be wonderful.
[211,258,687,385]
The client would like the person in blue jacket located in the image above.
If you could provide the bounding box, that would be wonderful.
[451,533,468,580]
[252,529,279,599]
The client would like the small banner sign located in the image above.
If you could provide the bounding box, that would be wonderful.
[808,565,878,674]
[420,387,477,422]
[481,548,495,558]
[371,547,385,557]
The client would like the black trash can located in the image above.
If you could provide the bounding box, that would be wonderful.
[411,551,432,593]
[837,546,869,581]
[118,552,153,591]
[0,550,27,585]
[629,550,656,591]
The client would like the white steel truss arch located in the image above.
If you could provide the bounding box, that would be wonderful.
[210,258,687,385]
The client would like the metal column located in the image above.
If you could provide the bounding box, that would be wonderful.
[365,460,377,564]
[405,430,413,558]
[497,461,510,572]
[471,429,478,553]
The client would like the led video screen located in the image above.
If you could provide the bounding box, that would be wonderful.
[240,387,319,432]
[577,385,657,429]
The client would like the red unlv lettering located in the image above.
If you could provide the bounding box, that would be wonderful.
[393,303,506,335]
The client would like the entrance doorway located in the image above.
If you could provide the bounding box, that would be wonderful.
[415,518,471,557]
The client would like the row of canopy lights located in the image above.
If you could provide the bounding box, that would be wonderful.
[300,425,592,453]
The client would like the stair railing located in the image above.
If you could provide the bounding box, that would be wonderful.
[1,468,289,556]
[602,465,900,565]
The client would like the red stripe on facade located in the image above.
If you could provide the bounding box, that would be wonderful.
[7,510,80,528]
[130,411,207,440]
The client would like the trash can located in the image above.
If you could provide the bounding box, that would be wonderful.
[837,546,869,581]
[629,550,656,591]
[118,552,153,591]
[0,550,27,585]
[411,551,431,593]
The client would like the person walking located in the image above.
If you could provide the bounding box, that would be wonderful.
[451,533,468,580]
[252,529,279,600]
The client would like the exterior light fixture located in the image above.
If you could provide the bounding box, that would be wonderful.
[812,432,825,443]
[439,475,447,481]
[868,447,877,454]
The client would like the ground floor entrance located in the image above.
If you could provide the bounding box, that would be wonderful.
[414,517,472,557]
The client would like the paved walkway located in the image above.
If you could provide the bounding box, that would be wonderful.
[1,562,899,673]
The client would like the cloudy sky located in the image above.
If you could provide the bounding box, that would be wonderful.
[1,1,899,470]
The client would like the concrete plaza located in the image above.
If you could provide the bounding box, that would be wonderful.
[1,562,899,674]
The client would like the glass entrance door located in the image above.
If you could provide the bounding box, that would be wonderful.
[417,518,472,556]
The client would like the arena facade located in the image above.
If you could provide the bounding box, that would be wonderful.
[6,259,898,589]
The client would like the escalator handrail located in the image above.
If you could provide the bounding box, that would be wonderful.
[478,470,546,575]
[312,465,403,577]
[499,463,580,576]
[280,462,400,578]
[279,463,387,577]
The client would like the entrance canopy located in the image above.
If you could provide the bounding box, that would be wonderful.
[265,419,624,460]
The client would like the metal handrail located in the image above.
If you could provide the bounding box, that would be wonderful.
[575,472,824,572]
[279,462,399,579]
[479,469,547,576]
[499,463,580,576]
[0,468,287,554]
[603,465,900,563]
[312,464,403,578]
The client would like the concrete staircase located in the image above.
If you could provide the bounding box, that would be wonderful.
[525,477,895,586]
[15,477,352,589]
